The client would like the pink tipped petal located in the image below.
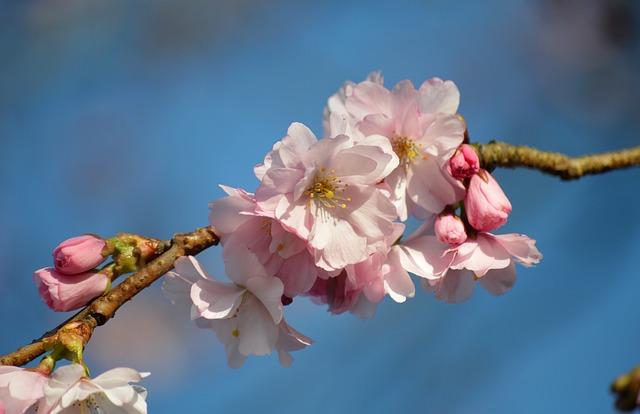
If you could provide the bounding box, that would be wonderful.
[418,77,460,114]
[346,80,393,121]
[397,236,455,279]
[454,234,511,277]
[358,113,395,138]
[209,188,256,234]
[427,269,475,303]
[383,248,416,302]
[480,262,517,296]
[419,113,466,159]
[330,135,398,184]
[277,251,318,297]
[492,233,543,266]
[190,279,245,320]
[287,122,318,152]
[347,185,398,242]
[390,80,420,136]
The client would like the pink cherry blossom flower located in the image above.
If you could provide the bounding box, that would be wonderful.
[52,235,106,275]
[307,223,415,318]
[209,185,317,298]
[449,144,480,179]
[325,75,466,219]
[434,213,467,245]
[163,252,312,367]
[37,364,148,414]
[395,232,541,303]
[0,366,47,414]
[33,268,109,312]
[254,122,399,271]
[465,169,512,232]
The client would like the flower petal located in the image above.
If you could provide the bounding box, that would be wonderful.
[245,276,284,324]
[190,279,245,320]
[479,262,516,296]
[237,296,279,356]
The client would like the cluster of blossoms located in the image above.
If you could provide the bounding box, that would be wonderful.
[164,72,542,367]
[2,73,541,413]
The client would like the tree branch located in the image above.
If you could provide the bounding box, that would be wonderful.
[1,142,639,368]
[0,227,219,367]
[474,141,640,180]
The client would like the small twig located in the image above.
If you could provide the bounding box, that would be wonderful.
[474,141,640,180]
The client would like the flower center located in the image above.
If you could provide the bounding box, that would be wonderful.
[260,217,271,236]
[392,136,422,166]
[306,168,351,209]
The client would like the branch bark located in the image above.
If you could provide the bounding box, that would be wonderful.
[0,227,219,367]
[474,141,640,180]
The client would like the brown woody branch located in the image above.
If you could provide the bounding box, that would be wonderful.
[474,141,640,180]
[0,227,218,367]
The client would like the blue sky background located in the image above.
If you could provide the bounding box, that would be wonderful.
[1,0,639,412]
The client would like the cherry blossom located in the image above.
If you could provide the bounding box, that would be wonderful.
[0,366,47,414]
[162,253,312,367]
[37,364,148,414]
[325,74,466,219]
[398,232,541,303]
[307,223,415,318]
[254,122,399,271]
[209,185,317,298]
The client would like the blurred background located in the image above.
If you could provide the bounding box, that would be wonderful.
[1,0,639,412]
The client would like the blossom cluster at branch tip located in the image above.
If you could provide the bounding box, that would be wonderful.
[163,71,542,368]
[34,235,109,312]
[0,364,149,414]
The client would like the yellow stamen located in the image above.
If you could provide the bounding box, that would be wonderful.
[306,169,351,209]
[392,136,422,166]
[232,329,240,338]
[260,218,271,236]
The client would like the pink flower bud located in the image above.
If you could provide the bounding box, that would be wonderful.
[449,144,480,179]
[434,214,467,245]
[53,235,106,274]
[464,169,512,232]
[34,268,109,312]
